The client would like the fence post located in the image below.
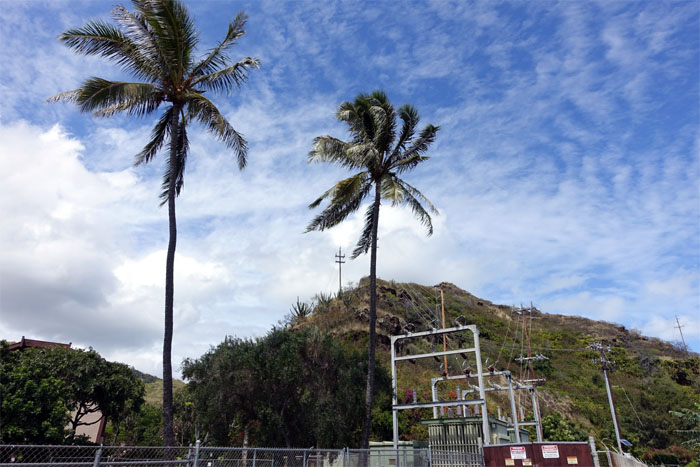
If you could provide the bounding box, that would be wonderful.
[92,445,103,467]
[192,439,200,467]
[303,449,307,467]
[252,448,257,467]
[588,436,600,467]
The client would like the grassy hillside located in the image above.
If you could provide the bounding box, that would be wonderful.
[142,378,186,406]
[291,278,699,462]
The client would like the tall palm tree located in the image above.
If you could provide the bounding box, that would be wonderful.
[306,90,439,448]
[51,0,259,446]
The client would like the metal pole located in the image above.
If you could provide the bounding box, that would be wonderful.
[589,436,601,467]
[92,445,103,467]
[530,388,543,442]
[473,328,490,445]
[507,374,521,443]
[253,448,257,467]
[603,368,623,453]
[431,378,439,419]
[440,288,449,376]
[303,449,307,467]
[391,336,399,450]
[192,439,200,467]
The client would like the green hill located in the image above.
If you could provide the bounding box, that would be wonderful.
[291,278,699,462]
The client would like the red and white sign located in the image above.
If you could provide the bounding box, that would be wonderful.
[541,445,560,458]
[510,446,527,460]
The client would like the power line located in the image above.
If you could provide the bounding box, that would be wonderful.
[494,305,514,368]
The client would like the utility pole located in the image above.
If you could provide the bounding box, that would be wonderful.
[675,315,689,355]
[516,303,545,441]
[590,342,623,453]
[334,247,345,294]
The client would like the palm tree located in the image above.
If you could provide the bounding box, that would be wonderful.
[51,0,259,446]
[306,90,439,448]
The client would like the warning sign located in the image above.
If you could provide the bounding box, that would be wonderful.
[541,445,560,458]
[510,446,527,460]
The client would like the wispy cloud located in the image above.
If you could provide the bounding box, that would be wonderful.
[0,0,697,376]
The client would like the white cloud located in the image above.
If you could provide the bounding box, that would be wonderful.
[0,0,698,378]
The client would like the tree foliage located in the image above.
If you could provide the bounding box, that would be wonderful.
[0,343,144,444]
[182,327,391,448]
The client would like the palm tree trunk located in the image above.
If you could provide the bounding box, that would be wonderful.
[361,182,381,450]
[163,104,180,448]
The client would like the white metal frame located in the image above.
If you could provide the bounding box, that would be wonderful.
[390,325,490,449]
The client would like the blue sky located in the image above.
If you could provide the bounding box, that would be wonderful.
[0,0,698,376]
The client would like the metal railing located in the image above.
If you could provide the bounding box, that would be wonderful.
[0,445,484,467]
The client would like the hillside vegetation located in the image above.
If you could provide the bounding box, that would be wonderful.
[288,278,699,463]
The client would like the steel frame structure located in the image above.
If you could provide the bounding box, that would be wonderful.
[390,325,490,450]
[430,371,543,442]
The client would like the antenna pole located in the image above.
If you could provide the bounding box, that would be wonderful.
[675,315,689,355]
[334,247,345,294]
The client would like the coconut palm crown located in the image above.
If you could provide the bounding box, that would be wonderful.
[51,0,259,446]
[307,90,439,448]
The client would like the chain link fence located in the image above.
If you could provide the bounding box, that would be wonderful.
[0,445,484,467]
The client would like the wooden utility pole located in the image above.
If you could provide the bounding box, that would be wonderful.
[440,288,448,376]
[334,247,345,293]
[675,315,689,355]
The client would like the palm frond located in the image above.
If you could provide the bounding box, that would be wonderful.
[337,101,367,142]
[391,154,430,174]
[191,57,259,94]
[392,177,435,236]
[351,202,376,259]
[380,176,405,206]
[59,21,160,81]
[306,179,372,232]
[186,93,247,169]
[388,104,419,162]
[368,104,391,155]
[49,79,162,117]
[308,172,369,209]
[400,124,440,160]
[191,11,249,77]
[159,121,189,205]
[143,0,198,83]
[135,107,173,166]
[111,5,167,77]
[308,136,369,171]
[395,178,439,215]
[368,92,396,155]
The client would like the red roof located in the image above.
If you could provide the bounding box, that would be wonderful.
[8,336,72,351]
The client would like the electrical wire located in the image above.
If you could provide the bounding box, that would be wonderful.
[494,305,514,368]
[612,375,644,429]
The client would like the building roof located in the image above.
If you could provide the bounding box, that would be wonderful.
[8,336,72,351]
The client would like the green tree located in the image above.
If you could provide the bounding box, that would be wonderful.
[182,327,390,447]
[671,402,700,461]
[52,0,259,445]
[306,90,439,448]
[541,413,587,442]
[0,344,70,443]
[0,344,144,444]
